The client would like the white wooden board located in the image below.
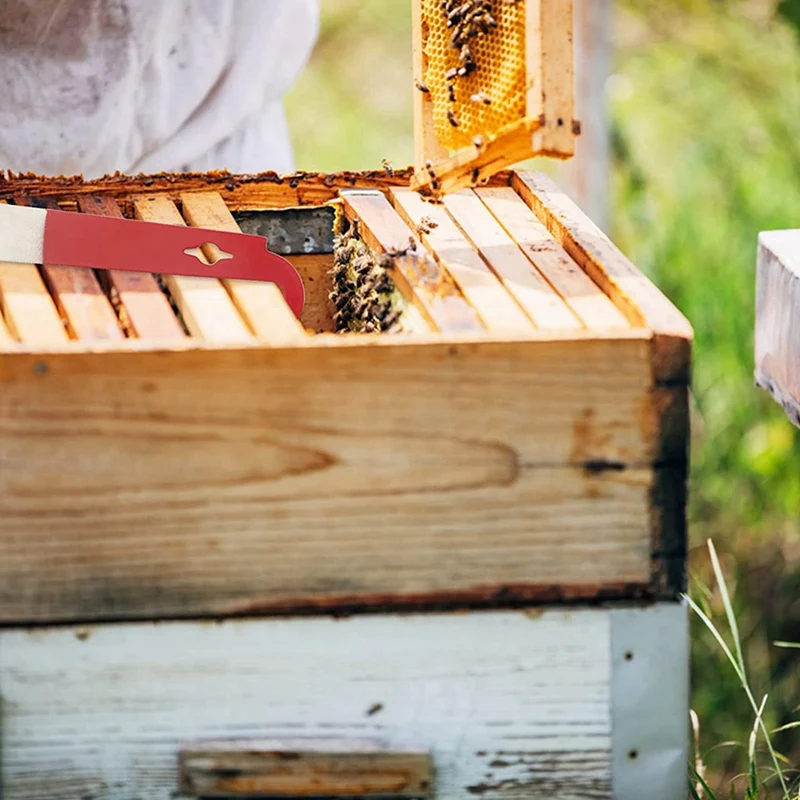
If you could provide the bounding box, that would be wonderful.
[0,605,688,799]
[755,229,800,427]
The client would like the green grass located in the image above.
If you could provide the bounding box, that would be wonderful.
[284,1,800,792]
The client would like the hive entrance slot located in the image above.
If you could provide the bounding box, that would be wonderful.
[183,244,234,265]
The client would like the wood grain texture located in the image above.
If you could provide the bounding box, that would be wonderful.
[178,740,434,798]
[180,192,306,344]
[529,0,576,157]
[755,229,800,428]
[14,197,124,341]
[0,335,661,624]
[412,0,448,172]
[409,118,542,197]
[132,196,253,343]
[0,610,613,799]
[476,187,629,330]
[512,171,693,383]
[442,189,582,330]
[76,196,186,340]
[0,260,68,345]
[390,187,536,333]
[285,253,335,333]
[339,190,483,333]
[0,198,67,345]
[0,168,512,212]
[0,305,13,344]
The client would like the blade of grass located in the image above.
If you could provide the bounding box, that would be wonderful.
[747,695,769,799]
[685,540,792,798]
[708,538,748,679]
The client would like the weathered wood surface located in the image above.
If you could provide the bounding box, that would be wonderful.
[755,229,800,428]
[178,739,434,798]
[528,0,576,157]
[0,610,613,799]
[391,187,536,332]
[338,190,481,333]
[512,171,693,384]
[475,187,629,331]
[442,189,582,330]
[0,334,666,624]
[0,168,512,211]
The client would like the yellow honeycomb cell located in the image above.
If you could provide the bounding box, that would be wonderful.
[420,0,527,151]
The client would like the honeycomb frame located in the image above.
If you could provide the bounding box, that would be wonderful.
[411,0,578,198]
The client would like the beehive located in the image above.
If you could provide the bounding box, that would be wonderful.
[0,167,692,799]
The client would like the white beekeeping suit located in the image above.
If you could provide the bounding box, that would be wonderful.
[0,0,320,178]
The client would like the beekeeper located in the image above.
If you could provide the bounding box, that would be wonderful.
[0,0,319,178]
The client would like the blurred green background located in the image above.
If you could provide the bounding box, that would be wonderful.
[284,0,800,792]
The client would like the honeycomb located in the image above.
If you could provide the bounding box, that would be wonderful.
[420,0,527,151]
[329,218,407,334]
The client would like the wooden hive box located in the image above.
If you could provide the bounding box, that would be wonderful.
[0,167,692,800]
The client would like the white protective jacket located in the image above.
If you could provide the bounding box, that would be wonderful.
[0,0,320,178]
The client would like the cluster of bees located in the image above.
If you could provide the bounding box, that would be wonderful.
[330,221,405,334]
[427,0,520,129]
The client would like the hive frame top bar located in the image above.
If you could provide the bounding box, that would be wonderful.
[411,0,578,197]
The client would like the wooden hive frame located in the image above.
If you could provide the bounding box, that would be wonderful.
[0,166,692,627]
[410,0,578,196]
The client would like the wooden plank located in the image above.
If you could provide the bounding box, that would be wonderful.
[476,186,630,330]
[0,334,665,624]
[178,740,434,799]
[755,229,800,428]
[0,199,68,345]
[411,0,448,172]
[132,196,253,343]
[13,197,124,341]
[512,171,694,382]
[442,189,582,330]
[76,196,185,340]
[0,609,613,799]
[0,306,14,345]
[409,118,541,197]
[285,253,335,333]
[528,0,577,157]
[389,187,537,332]
[0,168,512,212]
[180,192,306,344]
[0,260,69,345]
[339,190,483,333]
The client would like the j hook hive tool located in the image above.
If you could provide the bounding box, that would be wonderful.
[0,202,306,318]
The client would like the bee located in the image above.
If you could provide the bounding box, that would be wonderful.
[417,215,439,236]
[447,84,456,103]
[473,135,484,148]
[471,167,480,183]
[381,158,394,177]
[447,110,459,127]
[471,91,491,105]
[415,79,430,93]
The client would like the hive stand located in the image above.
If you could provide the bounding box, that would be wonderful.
[0,167,692,800]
